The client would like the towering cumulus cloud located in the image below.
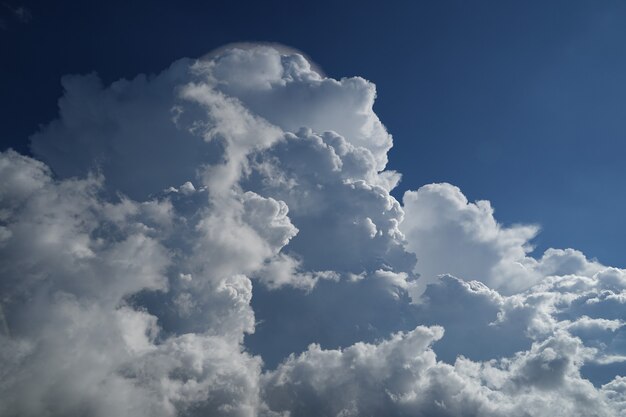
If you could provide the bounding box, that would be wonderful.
[1,44,625,416]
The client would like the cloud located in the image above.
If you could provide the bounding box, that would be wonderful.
[401,183,542,295]
[262,325,620,417]
[192,46,393,171]
[0,149,274,416]
[0,3,31,29]
[399,181,626,385]
[1,44,625,416]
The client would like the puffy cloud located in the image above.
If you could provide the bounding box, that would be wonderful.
[401,183,541,295]
[411,275,533,363]
[0,148,282,416]
[193,45,393,171]
[4,44,406,416]
[262,325,445,417]
[399,181,626,386]
[263,325,620,417]
[244,129,412,274]
[1,44,625,417]
[30,45,393,200]
[401,183,611,297]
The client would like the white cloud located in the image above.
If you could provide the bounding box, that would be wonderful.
[1,44,625,416]
[263,325,620,417]
[0,149,276,416]
[401,183,612,298]
[401,183,541,295]
[192,46,393,172]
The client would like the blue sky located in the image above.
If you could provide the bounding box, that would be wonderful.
[2,0,625,266]
[2,2,626,416]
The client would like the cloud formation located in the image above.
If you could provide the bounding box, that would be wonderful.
[1,44,625,416]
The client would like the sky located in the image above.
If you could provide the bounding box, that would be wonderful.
[1,1,626,416]
[2,0,626,266]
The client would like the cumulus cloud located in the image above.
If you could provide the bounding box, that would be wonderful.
[401,183,541,295]
[401,183,611,296]
[0,44,625,416]
[263,325,621,417]
[0,149,273,416]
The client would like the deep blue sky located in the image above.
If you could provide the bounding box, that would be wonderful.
[2,0,625,266]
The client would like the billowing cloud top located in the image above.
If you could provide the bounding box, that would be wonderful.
[1,45,625,417]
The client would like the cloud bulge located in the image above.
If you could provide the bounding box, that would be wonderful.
[1,44,625,416]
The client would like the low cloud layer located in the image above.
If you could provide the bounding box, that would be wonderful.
[1,45,625,416]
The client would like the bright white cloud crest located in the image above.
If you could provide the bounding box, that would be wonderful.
[1,45,625,416]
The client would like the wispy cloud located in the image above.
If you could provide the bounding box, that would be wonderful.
[1,2,31,30]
